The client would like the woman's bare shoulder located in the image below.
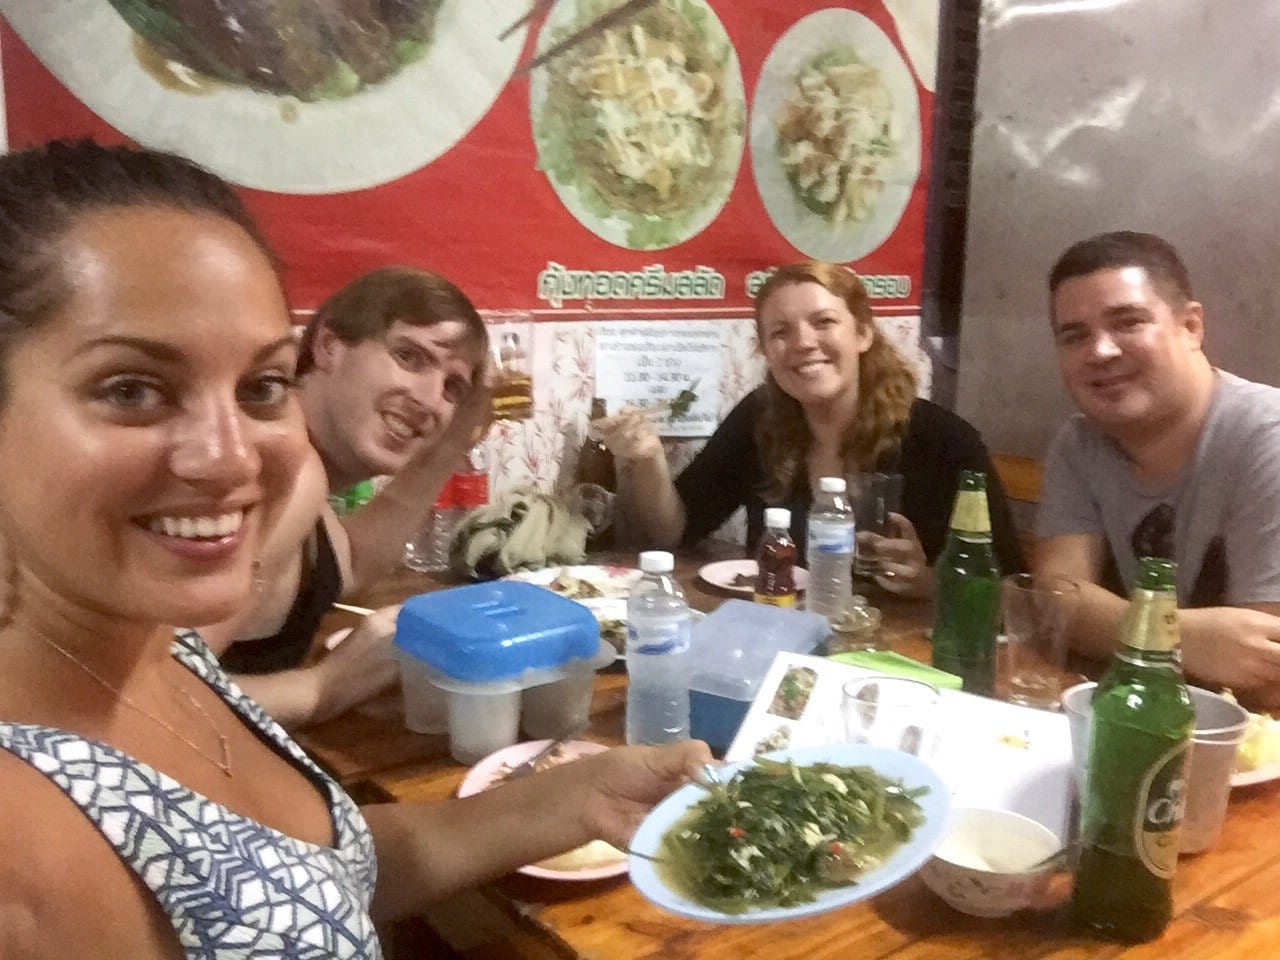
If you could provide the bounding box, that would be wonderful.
[0,751,183,959]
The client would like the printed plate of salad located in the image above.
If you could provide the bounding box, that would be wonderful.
[629,742,951,924]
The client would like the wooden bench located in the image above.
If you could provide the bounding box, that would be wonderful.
[992,454,1042,563]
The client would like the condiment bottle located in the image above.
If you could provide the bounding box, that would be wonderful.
[754,507,798,607]
[576,397,617,548]
[1072,557,1194,942]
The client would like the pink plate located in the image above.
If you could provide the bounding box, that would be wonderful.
[456,739,629,881]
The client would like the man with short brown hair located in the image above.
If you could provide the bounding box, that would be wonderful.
[1036,231,1280,704]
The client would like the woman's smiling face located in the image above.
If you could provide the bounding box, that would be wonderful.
[0,205,309,628]
[757,280,873,411]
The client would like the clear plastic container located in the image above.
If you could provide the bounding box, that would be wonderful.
[686,599,829,750]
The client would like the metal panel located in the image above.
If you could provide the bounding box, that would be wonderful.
[957,0,1280,456]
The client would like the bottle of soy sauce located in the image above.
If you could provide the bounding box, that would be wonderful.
[754,508,798,607]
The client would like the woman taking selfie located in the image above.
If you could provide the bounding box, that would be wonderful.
[0,140,707,959]
[603,261,1024,597]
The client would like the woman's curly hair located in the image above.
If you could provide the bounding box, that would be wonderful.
[754,262,916,502]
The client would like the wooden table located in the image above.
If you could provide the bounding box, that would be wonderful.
[295,558,1280,960]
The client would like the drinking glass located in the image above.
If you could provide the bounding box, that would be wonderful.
[850,472,904,578]
[842,675,939,758]
[1002,574,1078,708]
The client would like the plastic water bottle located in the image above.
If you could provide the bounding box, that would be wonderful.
[625,550,691,746]
[806,476,855,622]
[404,480,457,573]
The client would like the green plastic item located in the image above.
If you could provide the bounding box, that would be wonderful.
[828,650,963,690]
[330,479,377,517]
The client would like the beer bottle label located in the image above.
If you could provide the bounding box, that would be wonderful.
[754,592,797,607]
[1132,740,1189,879]
[1122,593,1180,653]
[948,490,991,535]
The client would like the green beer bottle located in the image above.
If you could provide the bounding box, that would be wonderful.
[930,470,1001,695]
[1072,557,1194,942]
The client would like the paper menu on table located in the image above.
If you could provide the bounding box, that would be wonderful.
[725,652,1076,840]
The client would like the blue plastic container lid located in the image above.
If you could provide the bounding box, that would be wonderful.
[394,580,600,684]
[687,599,828,701]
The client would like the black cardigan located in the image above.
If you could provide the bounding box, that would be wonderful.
[674,392,1026,574]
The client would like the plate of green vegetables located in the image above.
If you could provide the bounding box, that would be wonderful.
[628,743,951,924]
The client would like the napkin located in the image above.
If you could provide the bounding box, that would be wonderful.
[827,650,963,690]
[450,491,589,579]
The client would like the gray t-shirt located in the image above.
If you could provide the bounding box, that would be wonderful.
[1037,371,1280,606]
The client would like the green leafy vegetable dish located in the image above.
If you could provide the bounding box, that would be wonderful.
[656,758,928,914]
[532,0,745,249]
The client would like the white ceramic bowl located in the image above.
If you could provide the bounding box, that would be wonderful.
[918,808,1061,917]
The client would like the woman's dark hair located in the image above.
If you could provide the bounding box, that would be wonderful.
[753,262,917,501]
[0,139,277,389]
[295,267,487,376]
[1048,230,1193,307]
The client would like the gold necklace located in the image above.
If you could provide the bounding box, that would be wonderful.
[34,634,233,778]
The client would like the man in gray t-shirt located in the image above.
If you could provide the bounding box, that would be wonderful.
[1035,231,1280,705]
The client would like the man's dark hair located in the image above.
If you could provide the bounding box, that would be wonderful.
[1048,230,1194,306]
[296,267,486,376]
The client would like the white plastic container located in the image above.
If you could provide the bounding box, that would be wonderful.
[395,581,613,763]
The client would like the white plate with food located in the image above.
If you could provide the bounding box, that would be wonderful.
[457,739,629,880]
[629,742,951,924]
[505,564,643,600]
[529,0,746,250]
[7,0,526,193]
[1231,708,1280,788]
[697,559,809,595]
[750,8,921,262]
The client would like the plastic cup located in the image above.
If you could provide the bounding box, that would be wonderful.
[397,652,449,734]
[521,664,596,740]
[842,675,939,758]
[1060,681,1249,854]
[447,688,522,765]
[1060,681,1093,793]
[1181,687,1249,854]
[1002,573,1078,709]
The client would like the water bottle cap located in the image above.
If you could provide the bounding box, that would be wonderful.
[818,476,847,494]
[638,550,675,573]
[764,507,791,529]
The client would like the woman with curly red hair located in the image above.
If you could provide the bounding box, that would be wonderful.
[603,261,1024,597]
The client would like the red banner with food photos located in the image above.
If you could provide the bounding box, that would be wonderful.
[1,0,935,316]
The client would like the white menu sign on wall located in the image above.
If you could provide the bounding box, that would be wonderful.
[595,320,724,438]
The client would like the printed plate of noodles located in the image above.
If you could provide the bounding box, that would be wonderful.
[750,9,921,262]
[530,0,746,250]
[629,742,950,923]
[6,0,528,193]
